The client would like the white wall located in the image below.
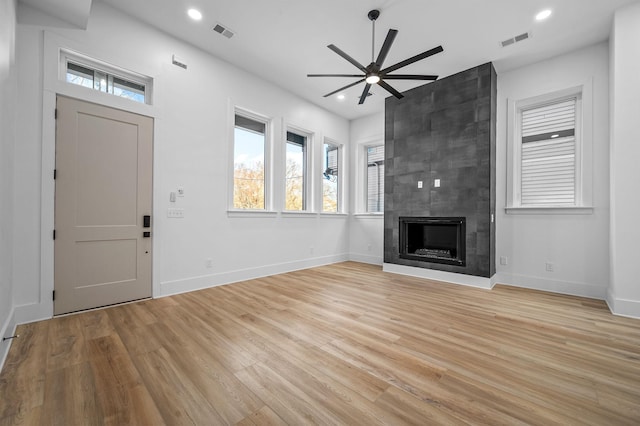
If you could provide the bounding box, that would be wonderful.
[9,0,635,328]
[348,111,384,265]
[13,1,350,322]
[0,0,17,368]
[608,2,640,318]
[496,43,610,299]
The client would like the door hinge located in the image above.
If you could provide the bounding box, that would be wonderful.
[52,290,55,301]
[54,109,57,120]
[53,169,57,180]
[53,230,56,240]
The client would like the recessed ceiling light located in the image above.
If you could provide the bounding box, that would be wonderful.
[337,94,345,101]
[535,9,552,21]
[188,8,203,21]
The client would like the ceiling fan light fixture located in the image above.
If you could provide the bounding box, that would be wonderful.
[365,74,380,84]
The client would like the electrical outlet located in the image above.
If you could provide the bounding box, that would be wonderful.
[367,244,372,251]
[500,256,508,265]
[545,262,554,272]
[167,208,185,218]
[177,186,185,197]
[205,258,213,268]
[310,246,315,254]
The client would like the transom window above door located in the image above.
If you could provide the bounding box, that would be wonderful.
[61,50,152,105]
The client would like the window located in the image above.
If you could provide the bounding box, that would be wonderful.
[285,130,309,211]
[233,113,268,210]
[507,85,592,212]
[62,52,150,104]
[322,141,340,212]
[366,145,385,213]
[520,98,577,206]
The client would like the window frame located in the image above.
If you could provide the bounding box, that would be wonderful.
[229,107,273,213]
[321,138,344,214]
[283,125,314,212]
[60,49,153,105]
[362,141,386,215]
[360,142,385,215]
[506,84,593,215]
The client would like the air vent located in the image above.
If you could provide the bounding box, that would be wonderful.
[501,32,531,47]
[172,54,187,69]
[212,23,235,39]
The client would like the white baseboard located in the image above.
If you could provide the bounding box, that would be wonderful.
[0,307,17,373]
[382,263,495,289]
[606,287,640,319]
[160,254,350,297]
[348,253,383,265]
[494,272,606,300]
[14,302,52,325]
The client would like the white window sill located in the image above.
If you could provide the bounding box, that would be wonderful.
[281,211,318,218]
[352,213,384,218]
[505,206,594,215]
[319,213,348,218]
[227,210,278,218]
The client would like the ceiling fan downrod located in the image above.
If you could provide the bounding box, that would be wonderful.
[368,9,380,64]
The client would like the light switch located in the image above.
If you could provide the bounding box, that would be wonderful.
[417,181,423,189]
[169,192,176,202]
[434,179,441,188]
[177,186,185,197]
[167,208,184,218]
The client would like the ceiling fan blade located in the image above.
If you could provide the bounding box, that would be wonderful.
[358,84,372,104]
[375,29,398,67]
[381,45,444,74]
[378,80,404,99]
[323,78,366,97]
[308,74,365,78]
[382,74,438,80]
[328,44,367,72]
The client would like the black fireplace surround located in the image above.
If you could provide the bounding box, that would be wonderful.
[399,217,466,266]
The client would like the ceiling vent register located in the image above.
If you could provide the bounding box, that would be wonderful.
[501,32,531,47]
[213,23,235,39]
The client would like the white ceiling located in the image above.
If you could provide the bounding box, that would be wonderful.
[94,1,636,119]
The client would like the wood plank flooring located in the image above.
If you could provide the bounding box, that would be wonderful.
[1,261,639,425]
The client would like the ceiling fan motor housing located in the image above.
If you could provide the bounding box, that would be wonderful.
[368,9,380,21]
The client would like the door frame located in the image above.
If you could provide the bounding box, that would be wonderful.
[31,31,160,322]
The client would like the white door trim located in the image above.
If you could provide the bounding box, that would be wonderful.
[21,31,162,323]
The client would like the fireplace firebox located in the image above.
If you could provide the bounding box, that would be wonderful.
[399,217,466,266]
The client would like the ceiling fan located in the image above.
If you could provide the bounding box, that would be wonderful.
[308,9,443,104]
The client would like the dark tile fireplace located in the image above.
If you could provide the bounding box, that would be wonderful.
[399,217,465,266]
[384,62,496,278]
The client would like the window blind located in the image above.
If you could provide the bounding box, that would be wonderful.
[521,98,576,206]
[367,146,385,212]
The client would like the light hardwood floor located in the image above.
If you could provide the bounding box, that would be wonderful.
[1,262,639,425]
